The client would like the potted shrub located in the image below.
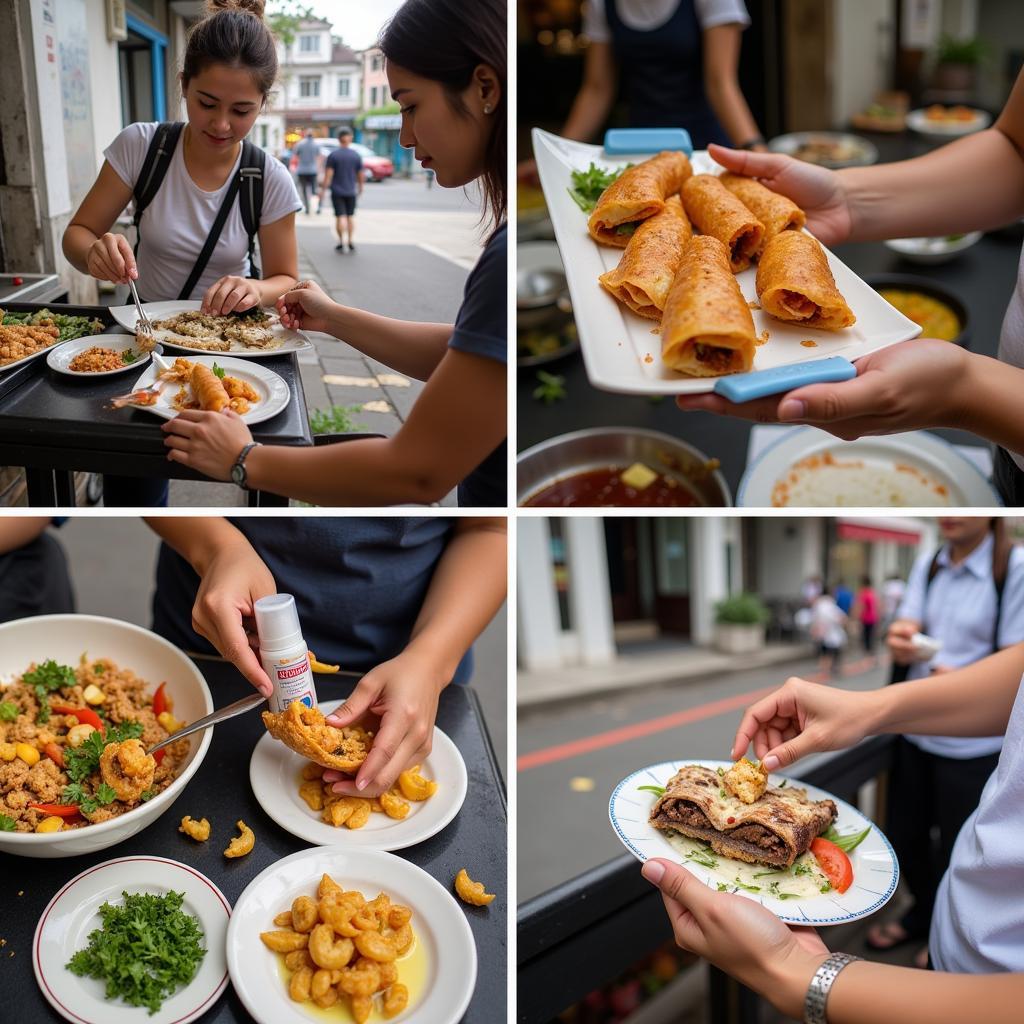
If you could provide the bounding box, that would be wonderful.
[713,593,769,654]
[932,35,988,94]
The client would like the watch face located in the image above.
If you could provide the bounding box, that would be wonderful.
[231,463,245,488]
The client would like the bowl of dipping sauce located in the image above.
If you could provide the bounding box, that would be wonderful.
[866,274,969,347]
[517,427,731,507]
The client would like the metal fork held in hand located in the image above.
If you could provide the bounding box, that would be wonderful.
[129,277,156,349]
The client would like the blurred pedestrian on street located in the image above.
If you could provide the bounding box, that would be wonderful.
[321,127,364,252]
[293,128,321,214]
[855,574,879,661]
[834,579,854,616]
[809,585,847,681]
[882,572,906,633]
[801,573,823,607]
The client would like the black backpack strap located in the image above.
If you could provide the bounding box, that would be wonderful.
[238,139,266,280]
[991,541,1014,651]
[177,173,242,301]
[132,122,184,256]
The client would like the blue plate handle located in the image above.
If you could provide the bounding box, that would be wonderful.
[712,356,857,403]
[603,128,693,156]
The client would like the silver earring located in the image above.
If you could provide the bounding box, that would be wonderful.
[484,104,493,114]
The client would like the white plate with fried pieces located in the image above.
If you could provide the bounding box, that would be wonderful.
[47,333,155,377]
[609,760,898,926]
[33,856,230,1024]
[109,300,313,357]
[124,354,290,425]
[531,128,921,394]
[250,699,468,852]
[227,846,476,1024]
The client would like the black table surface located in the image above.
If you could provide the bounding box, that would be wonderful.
[517,131,1024,502]
[1,662,507,1024]
[0,302,312,483]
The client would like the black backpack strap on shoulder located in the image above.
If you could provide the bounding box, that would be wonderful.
[920,547,943,636]
[991,540,1015,652]
[132,122,184,256]
[238,139,266,280]
[177,173,242,301]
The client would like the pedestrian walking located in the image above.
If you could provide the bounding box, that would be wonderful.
[293,128,321,214]
[809,586,847,680]
[321,127,363,252]
[855,574,879,656]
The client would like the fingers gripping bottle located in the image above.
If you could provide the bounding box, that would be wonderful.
[254,594,318,713]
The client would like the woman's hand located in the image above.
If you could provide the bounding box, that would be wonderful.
[191,539,277,696]
[321,649,445,798]
[202,275,261,315]
[677,338,972,441]
[275,279,336,334]
[162,409,254,481]
[732,676,881,771]
[86,233,137,285]
[708,144,853,247]
[642,858,828,1019]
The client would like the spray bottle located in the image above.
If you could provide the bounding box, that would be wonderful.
[254,594,318,713]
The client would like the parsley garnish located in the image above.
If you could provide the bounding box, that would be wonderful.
[60,780,118,814]
[716,882,729,892]
[719,788,727,799]
[793,862,813,876]
[733,877,761,893]
[22,660,76,724]
[0,701,19,722]
[140,788,157,802]
[716,767,726,777]
[820,882,832,893]
[121,350,137,364]
[532,370,566,404]
[0,814,16,831]
[685,847,718,869]
[211,362,226,379]
[66,890,206,1014]
[64,720,144,784]
[566,162,630,214]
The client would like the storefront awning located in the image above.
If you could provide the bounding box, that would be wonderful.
[837,518,921,544]
[365,114,402,129]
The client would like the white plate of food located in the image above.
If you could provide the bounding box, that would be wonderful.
[531,129,920,395]
[610,759,898,926]
[122,354,290,425]
[109,301,313,357]
[738,427,1001,507]
[767,131,879,168]
[906,106,991,137]
[33,855,230,1024]
[883,232,982,264]
[47,334,155,377]
[227,846,477,1024]
[250,699,467,852]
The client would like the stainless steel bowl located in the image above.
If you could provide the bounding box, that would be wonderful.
[517,427,732,507]
[517,267,568,310]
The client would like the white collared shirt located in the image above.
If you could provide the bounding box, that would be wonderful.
[897,534,1024,758]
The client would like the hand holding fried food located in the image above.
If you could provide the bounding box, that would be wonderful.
[262,701,371,772]
[722,758,768,804]
[454,868,496,907]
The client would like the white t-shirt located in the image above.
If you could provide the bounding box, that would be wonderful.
[104,122,301,302]
[810,596,847,649]
[930,671,1024,972]
[997,240,1024,470]
[584,0,750,42]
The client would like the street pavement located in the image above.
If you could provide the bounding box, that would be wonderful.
[167,176,484,506]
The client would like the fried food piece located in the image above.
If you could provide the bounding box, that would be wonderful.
[274,911,294,928]
[284,949,314,970]
[291,895,319,933]
[179,815,211,841]
[455,868,496,906]
[722,758,769,804]
[289,965,314,1002]
[260,929,309,952]
[350,995,373,1024]
[311,968,338,1008]
[383,982,410,1018]
[338,958,381,996]
[262,702,371,771]
[309,923,356,969]
[379,789,410,820]
[224,819,255,858]
[307,650,340,674]
[191,363,230,412]
[301,761,325,781]
[397,766,438,802]
[353,930,398,963]
[299,779,325,811]
[99,738,156,802]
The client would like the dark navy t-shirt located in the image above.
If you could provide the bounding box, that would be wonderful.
[326,146,363,196]
[450,223,507,507]
[151,517,472,686]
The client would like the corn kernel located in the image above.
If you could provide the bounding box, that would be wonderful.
[83,684,105,705]
[15,743,39,766]
[35,816,63,833]
[158,711,183,733]
[0,742,16,762]
[67,724,97,748]
[63,714,79,728]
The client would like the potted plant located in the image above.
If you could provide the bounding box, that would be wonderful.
[932,35,988,94]
[713,593,769,654]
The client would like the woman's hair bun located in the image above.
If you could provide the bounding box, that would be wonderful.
[205,0,266,18]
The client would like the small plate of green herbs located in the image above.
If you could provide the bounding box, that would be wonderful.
[47,334,156,378]
[33,856,229,1024]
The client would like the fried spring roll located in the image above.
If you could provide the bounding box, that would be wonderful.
[718,173,806,241]
[681,174,764,272]
[598,196,693,319]
[190,363,231,412]
[661,236,757,377]
[587,151,693,248]
[756,231,856,331]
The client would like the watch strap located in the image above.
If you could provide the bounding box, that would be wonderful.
[804,952,862,1024]
[232,441,261,490]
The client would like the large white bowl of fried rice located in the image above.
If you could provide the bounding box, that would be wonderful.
[0,614,213,858]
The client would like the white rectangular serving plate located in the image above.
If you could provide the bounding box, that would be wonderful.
[531,128,922,395]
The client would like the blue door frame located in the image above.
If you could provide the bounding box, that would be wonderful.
[125,14,168,122]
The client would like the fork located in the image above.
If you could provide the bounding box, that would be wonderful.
[109,352,176,408]
[129,277,157,352]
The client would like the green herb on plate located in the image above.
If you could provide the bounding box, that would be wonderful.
[121,349,138,364]
[733,877,761,893]
[64,719,144,784]
[685,847,718,869]
[211,363,226,379]
[824,824,872,853]
[566,163,628,213]
[0,814,16,831]
[0,701,19,722]
[637,784,666,796]
[23,660,76,724]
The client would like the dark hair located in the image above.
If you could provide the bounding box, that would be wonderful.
[379,0,506,231]
[860,575,872,587]
[338,127,353,139]
[183,0,278,98]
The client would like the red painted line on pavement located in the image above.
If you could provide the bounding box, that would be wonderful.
[518,685,777,772]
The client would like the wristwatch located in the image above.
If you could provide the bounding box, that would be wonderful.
[804,952,862,1024]
[230,442,261,490]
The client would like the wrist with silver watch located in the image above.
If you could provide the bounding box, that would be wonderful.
[804,952,862,1023]
[231,442,262,490]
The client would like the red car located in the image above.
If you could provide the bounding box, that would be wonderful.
[290,140,394,182]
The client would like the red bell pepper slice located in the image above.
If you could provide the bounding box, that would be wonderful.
[29,802,80,818]
[153,748,166,765]
[51,705,105,735]
[152,682,168,717]
[43,743,64,769]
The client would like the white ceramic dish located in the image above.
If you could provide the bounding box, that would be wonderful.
[737,427,1001,507]
[883,232,982,264]
[33,856,230,1024]
[767,130,879,168]
[47,334,154,377]
[249,699,467,851]
[0,614,213,858]
[906,107,991,137]
[126,354,290,425]
[109,300,313,357]
[227,846,477,1024]
[531,129,921,395]
[610,759,898,926]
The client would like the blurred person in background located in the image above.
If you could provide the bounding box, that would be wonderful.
[518,0,764,182]
[293,128,321,214]
[321,127,364,252]
[855,574,879,663]
[882,572,907,633]
[0,518,74,622]
[810,584,847,681]
[834,579,854,616]
[875,517,1024,965]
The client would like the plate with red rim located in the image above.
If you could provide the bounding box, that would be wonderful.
[609,759,899,926]
[33,855,230,1024]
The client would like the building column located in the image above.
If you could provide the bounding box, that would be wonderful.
[517,518,563,671]
[564,517,616,665]
[691,518,729,645]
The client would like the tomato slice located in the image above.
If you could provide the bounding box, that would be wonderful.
[152,682,167,717]
[811,837,853,894]
[43,742,64,769]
